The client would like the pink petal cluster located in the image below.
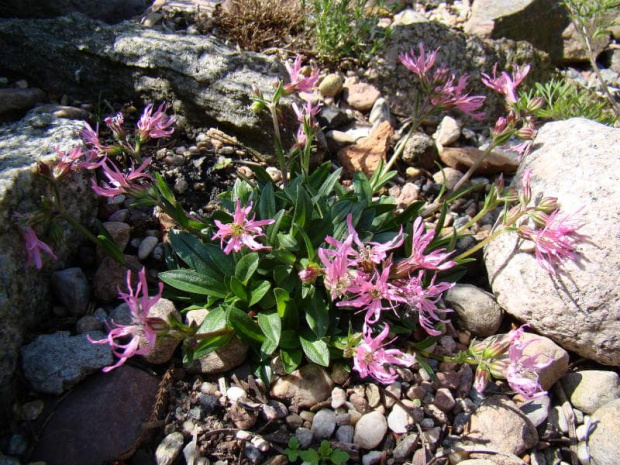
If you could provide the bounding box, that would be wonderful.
[505,326,551,399]
[104,112,125,138]
[53,145,103,178]
[482,64,530,104]
[292,97,320,148]
[397,271,454,336]
[90,267,164,372]
[319,215,455,334]
[399,44,486,120]
[137,103,176,141]
[353,323,415,384]
[23,226,57,269]
[91,157,153,198]
[212,200,275,254]
[518,209,586,274]
[283,56,320,95]
[393,217,457,277]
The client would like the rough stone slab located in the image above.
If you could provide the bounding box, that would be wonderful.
[0,13,287,154]
[0,107,97,423]
[484,118,620,365]
[369,21,552,124]
[21,331,113,394]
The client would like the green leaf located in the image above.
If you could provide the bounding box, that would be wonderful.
[305,291,329,339]
[286,449,299,462]
[292,184,311,229]
[274,288,290,318]
[260,337,278,357]
[288,436,300,450]
[316,166,342,199]
[249,280,271,306]
[279,330,301,349]
[417,356,439,384]
[330,449,350,464]
[235,252,259,284]
[272,249,297,265]
[259,182,276,220]
[159,269,227,298]
[229,276,249,302]
[257,311,282,344]
[188,333,233,361]
[169,230,229,278]
[300,449,320,463]
[352,170,372,204]
[318,440,332,457]
[96,234,127,265]
[226,307,265,344]
[293,223,316,261]
[280,348,302,373]
[196,306,227,333]
[300,336,330,367]
[277,232,299,251]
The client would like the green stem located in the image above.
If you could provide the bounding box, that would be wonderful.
[269,103,288,188]
[193,327,234,340]
[451,141,497,193]
[415,348,478,365]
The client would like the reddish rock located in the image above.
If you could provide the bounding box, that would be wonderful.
[338,121,394,178]
[31,366,160,465]
[93,255,141,303]
[344,82,381,111]
[439,146,518,175]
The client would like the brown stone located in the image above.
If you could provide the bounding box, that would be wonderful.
[338,121,394,178]
[0,87,46,120]
[93,255,141,303]
[344,82,381,111]
[31,366,159,465]
[439,146,518,175]
[270,364,334,409]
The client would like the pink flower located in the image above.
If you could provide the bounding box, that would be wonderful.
[337,265,407,324]
[505,325,551,399]
[283,56,320,95]
[23,226,57,269]
[432,73,486,120]
[318,234,357,300]
[90,267,164,372]
[104,112,125,138]
[53,145,103,178]
[353,323,415,384]
[299,264,320,284]
[137,103,176,141]
[399,43,438,82]
[518,208,586,274]
[212,200,275,254]
[482,63,530,104]
[399,271,454,336]
[91,157,153,198]
[393,217,457,277]
[81,122,104,151]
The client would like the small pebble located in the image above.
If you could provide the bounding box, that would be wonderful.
[311,409,337,439]
[295,427,313,449]
[362,450,383,465]
[155,432,184,465]
[331,387,347,409]
[336,425,354,444]
[138,236,159,260]
[226,386,247,403]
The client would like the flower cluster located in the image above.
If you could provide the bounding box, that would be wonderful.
[399,44,486,120]
[90,268,166,372]
[319,215,458,382]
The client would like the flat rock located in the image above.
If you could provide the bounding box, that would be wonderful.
[444,284,503,337]
[31,366,159,465]
[518,333,569,391]
[589,398,620,465]
[439,146,518,175]
[0,13,287,155]
[270,364,334,410]
[156,432,185,465]
[21,331,113,394]
[466,395,538,455]
[140,298,182,365]
[561,370,620,414]
[401,132,438,170]
[338,121,393,178]
[354,411,387,449]
[484,119,620,365]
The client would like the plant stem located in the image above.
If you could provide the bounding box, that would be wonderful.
[451,141,497,193]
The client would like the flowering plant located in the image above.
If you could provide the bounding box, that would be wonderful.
[16,47,586,400]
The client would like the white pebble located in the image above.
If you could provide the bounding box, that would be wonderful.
[138,236,159,260]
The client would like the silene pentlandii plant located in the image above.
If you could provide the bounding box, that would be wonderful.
[14,44,587,400]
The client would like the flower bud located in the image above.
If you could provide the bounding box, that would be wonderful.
[251,100,266,114]
[37,161,52,178]
[146,317,171,333]
[527,210,549,228]
[488,358,509,379]
[517,225,535,240]
[251,84,262,98]
[473,365,490,393]
[299,264,320,284]
[527,96,545,112]
[501,187,519,203]
[536,196,558,213]
[516,127,537,140]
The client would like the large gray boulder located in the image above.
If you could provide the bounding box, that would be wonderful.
[0,107,97,425]
[369,21,553,124]
[484,118,620,365]
[1,0,150,24]
[0,13,287,155]
[463,0,609,64]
